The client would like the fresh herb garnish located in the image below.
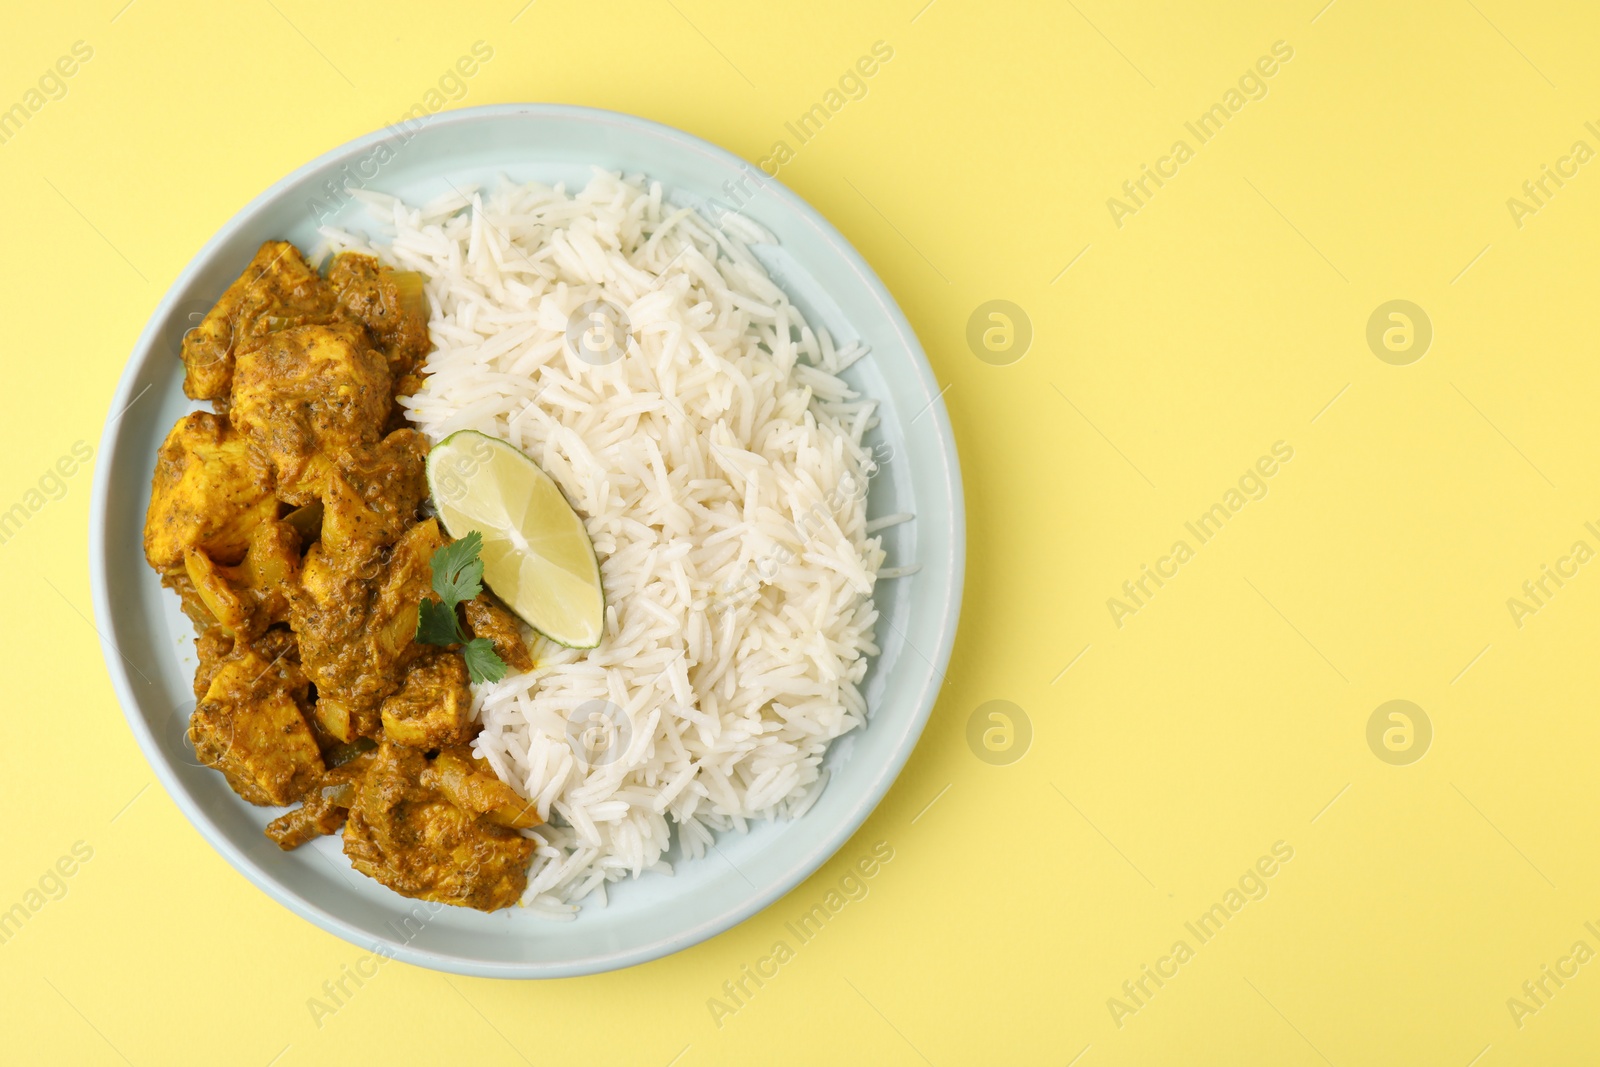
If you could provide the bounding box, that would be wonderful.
[461,638,509,685]
[416,531,509,684]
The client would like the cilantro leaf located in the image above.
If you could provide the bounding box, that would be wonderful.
[430,530,486,606]
[462,638,509,685]
[416,597,465,646]
[415,534,511,684]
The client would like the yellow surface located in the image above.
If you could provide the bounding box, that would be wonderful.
[3,1,1597,1063]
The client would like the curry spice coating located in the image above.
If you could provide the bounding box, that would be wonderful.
[147,242,540,912]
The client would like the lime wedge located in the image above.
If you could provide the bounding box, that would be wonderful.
[426,430,605,649]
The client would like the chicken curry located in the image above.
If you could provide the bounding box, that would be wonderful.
[144,240,539,912]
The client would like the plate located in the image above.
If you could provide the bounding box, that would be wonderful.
[88,104,964,978]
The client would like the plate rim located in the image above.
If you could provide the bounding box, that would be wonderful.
[87,102,965,978]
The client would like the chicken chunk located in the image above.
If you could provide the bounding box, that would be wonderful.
[326,253,432,383]
[181,241,338,401]
[343,743,533,911]
[320,429,429,567]
[380,650,473,749]
[144,412,277,571]
[292,544,381,743]
[291,518,447,743]
[230,322,391,505]
[183,519,301,641]
[193,627,235,701]
[188,632,324,806]
[371,517,449,662]
[464,593,534,674]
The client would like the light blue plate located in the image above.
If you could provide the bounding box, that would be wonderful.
[88,104,964,978]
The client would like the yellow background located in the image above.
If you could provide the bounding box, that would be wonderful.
[3,0,1597,1063]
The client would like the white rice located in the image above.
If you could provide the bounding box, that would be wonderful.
[318,170,899,915]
